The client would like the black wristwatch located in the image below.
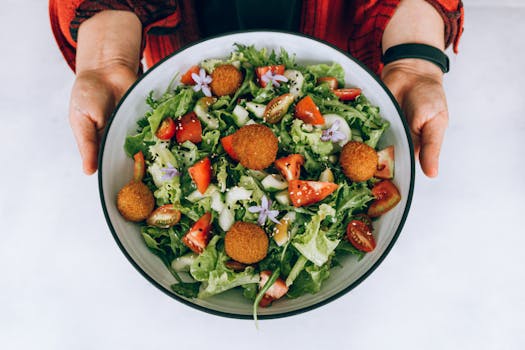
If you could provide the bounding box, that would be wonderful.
[382,43,450,73]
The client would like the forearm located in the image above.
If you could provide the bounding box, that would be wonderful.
[382,0,445,79]
[76,10,142,75]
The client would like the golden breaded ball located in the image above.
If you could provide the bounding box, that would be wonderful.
[339,141,378,182]
[117,181,155,222]
[224,222,269,264]
[232,124,278,170]
[210,64,243,96]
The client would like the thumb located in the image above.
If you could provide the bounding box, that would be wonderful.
[69,76,116,175]
[418,111,448,178]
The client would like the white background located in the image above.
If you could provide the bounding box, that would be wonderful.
[1,1,523,349]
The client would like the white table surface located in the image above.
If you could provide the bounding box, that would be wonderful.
[1,2,524,349]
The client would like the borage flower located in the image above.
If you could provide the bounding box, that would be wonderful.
[160,163,180,181]
[321,120,347,143]
[261,70,288,87]
[191,68,213,97]
[248,195,280,226]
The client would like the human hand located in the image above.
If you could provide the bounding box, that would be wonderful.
[69,65,137,174]
[70,10,142,174]
[381,58,448,178]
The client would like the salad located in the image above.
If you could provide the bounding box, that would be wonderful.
[117,44,401,318]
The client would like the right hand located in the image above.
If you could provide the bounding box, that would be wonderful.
[70,10,142,174]
[69,64,137,174]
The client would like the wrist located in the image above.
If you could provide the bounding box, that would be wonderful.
[382,0,445,52]
[76,10,142,75]
[383,58,443,82]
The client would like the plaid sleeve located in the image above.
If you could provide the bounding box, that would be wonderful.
[69,0,178,42]
[348,0,464,74]
[424,0,464,53]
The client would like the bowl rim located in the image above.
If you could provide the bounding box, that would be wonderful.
[98,29,415,320]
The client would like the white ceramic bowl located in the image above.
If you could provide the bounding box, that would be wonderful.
[99,31,414,319]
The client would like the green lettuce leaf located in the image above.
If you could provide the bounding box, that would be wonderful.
[201,130,220,153]
[124,126,153,157]
[306,63,345,86]
[190,236,220,282]
[171,282,200,298]
[287,262,331,298]
[335,182,374,218]
[189,235,260,298]
[292,204,339,266]
[148,88,195,134]
[290,119,334,156]
[199,264,259,298]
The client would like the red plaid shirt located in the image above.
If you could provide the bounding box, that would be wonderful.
[49,0,464,75]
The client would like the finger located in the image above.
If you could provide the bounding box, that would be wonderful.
[70,110,100,175]
[419,111,448,178]
[69,81,114,175]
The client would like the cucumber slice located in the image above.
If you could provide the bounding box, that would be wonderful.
[225,186,253,205]
[274,190,291,206]
[284,69,304,98]
[322,114,351,147]
[186,184,218,202]
[246,170,268,181]
[261,174,288,192]
[171,252,197,272]
[194,97,219,129]
[319,168,334,182]
[232,105,250,126]
[211,191,225,213]
[245,102,266,119]
[219,208,235,231]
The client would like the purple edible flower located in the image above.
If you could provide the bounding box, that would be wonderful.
[191,68,213,97]
[160,163,180,181]
[248,195,280,226]
[261,70,288,87]
[321,120,347,143]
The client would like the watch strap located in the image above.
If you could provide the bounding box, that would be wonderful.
[382,43,450,73]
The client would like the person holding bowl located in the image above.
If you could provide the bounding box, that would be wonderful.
[49,0,464,178]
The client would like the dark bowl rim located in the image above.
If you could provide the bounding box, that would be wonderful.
[98,29,415,320]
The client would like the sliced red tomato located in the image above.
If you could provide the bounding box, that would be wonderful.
[146,204,181,228]
[264,93,295,124]
[346,219,376,252]
[367,180,401,218]
[317,76,338,90]
[175,112,202,144]
[334,88,362,101]
[189,157,212,194]
[374,146,395,179]
[353,213,374,231]
[180,65,200,85]
[288,180,338,207]
[255,64,286,87]
[220,134,239,161]
[295,96,325,125]
[259,270,288,307]
[274,154,304,181]
[182,212,212,254]
[156,117,176,140]
[133,151,145,182]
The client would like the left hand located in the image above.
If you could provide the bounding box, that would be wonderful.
[381,58,448,178]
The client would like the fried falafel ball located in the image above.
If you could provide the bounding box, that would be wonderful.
[224,222,269,264]
[210,64,243,96]
[117,181,155,222]
[339,141,378,182]
[232,124,278,170]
